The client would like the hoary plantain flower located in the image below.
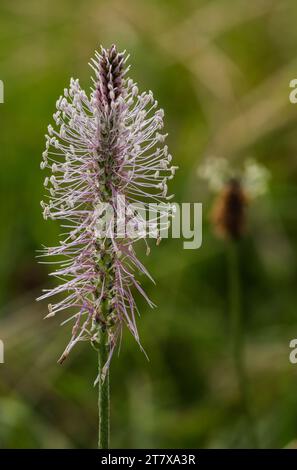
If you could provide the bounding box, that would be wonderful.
[198,156,270,447]
[37,45,176,448]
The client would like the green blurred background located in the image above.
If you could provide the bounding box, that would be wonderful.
[1,0,297,449]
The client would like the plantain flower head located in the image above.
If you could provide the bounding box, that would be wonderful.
[198,156,270,240]
[37,45,176,379]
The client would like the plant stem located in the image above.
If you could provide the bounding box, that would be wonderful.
[228,241,258,448]
[98,327,110,449]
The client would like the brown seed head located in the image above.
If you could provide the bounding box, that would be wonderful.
[211,178,248,241]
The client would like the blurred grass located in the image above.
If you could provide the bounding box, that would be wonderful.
[1,0,297,448]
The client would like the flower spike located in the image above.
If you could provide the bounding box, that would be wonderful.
[37,45,176,379]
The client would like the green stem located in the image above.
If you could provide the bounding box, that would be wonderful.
[228,241,258,448]
[98,327,110,449]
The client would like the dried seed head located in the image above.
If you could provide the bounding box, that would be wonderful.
[211,178,248,241]
[199,156,270,242]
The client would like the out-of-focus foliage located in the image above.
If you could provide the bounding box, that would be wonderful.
[0,0,297,448]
